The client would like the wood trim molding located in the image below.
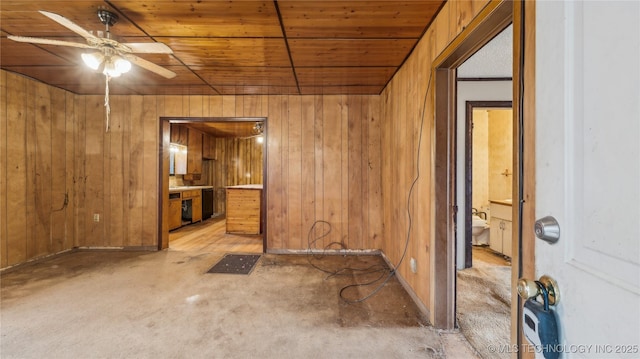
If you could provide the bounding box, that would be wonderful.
[513,1,536,357]
[431,0,519,336]
[464,101,512,269]
[159,120,170,250]
[433,0,513,69]
[158,116,268,253]
[457,77,513,82]
[380,252,431,323]
[168,117,267,123]
[432,68,458,329]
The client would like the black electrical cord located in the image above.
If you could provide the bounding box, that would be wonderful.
[306,220,389,284]
[395,71,433,271]
[517,0,527,350]
[307,70,434,304]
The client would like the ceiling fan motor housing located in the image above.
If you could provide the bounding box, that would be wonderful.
[97,10,118,27]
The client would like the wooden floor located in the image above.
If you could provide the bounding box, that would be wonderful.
[169,217,263,253]
[472,245,511,266]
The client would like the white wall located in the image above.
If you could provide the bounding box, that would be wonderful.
[455,80,512,269]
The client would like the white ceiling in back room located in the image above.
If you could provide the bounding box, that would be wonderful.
[458,25,513,79]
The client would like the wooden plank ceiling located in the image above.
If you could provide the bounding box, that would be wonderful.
[0,1,444,96]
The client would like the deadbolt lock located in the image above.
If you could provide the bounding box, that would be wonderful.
[534,216,560,243]
[517,275,560,306]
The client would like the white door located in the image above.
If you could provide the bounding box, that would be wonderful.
[535,0,639,357]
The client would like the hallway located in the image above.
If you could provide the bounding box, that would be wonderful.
[456,247,511,358]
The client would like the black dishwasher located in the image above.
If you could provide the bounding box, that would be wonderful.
[202,188,214,220]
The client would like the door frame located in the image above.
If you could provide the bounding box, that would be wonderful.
[464,101,512,268]
[158,117,268,252]
[431,0,536,354]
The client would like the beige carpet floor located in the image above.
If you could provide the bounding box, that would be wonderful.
[456,248,511,359]
[1,250,478,359]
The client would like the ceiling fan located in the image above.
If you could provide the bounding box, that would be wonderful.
[8,9,177,131]
[8,9,176,79]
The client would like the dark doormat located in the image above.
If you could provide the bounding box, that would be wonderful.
[207,254,261,275]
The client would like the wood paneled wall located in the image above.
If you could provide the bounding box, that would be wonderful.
[266,95,383,251]
[161,95,382,251]
[0,71,77,267]
[1,73,383,267]
[211,137,264,215]
[379,0,491,319]
[2,1,494,327]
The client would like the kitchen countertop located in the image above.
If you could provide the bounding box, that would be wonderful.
[169,186,213,193]
[226,184,263,190]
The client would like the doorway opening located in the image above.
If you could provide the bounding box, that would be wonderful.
[159,117,267,254]
[432,0,536,355]
[430,0,535,347]
[457,101,513,357]
[464,101,513,267]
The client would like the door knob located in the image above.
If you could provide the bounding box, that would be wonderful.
[534,216,560,243]
[517,274,560,306]
[520,276,561,358]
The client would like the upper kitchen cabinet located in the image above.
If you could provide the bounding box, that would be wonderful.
[187,128,203,175]
[202,134,216,160]
[170,124,188,146]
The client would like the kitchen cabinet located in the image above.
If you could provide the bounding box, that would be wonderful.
[182,189,202,223]
[192,195,202,223]
[169,187,212,230]
[202,134,216,160]
[170,124,188,145]
[489,201,512,257]
[169,193,182,230]
[187,128,203,175]
[226,185,262,234]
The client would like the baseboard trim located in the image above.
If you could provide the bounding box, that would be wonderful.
[380,251,432,323]
[266,248,381,255]
[0,248,75,273]
[76,246,157,252]
[1,246,158,272]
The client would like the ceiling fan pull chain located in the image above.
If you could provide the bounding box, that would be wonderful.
[104,75,111,132]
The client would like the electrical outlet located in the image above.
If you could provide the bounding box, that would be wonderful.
[410,258,417,273]
[93,213,100,222]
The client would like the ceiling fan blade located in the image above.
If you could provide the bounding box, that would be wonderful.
[7,35,95,49]
[120,42,173,54]
[39,10,99,41]
[126,55,176,79]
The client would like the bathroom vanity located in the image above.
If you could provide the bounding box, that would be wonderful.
[489,199,512,257]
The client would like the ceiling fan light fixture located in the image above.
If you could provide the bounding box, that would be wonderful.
[103,59,122,78]
[8,9,176,132]
[113,56,131,74]
[81,52,103,70]
[252,122,264,135]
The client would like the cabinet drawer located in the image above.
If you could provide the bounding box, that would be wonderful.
[182,189,201,198]
[490,203,512,221]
